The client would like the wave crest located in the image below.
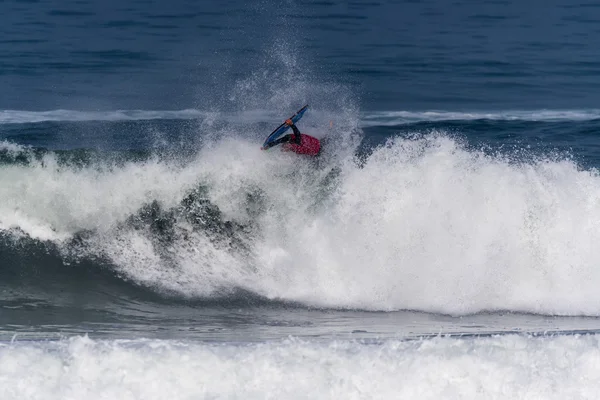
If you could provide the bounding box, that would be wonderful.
[2,133,600,315]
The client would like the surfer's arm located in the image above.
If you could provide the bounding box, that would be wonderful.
[286,119,302,144]
[261,119,302,150]
[262,135,291,149]
[290,123,301,137]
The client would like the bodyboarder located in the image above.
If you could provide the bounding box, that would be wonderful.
[261,118,321,156]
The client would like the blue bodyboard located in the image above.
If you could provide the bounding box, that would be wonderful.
[262,105,309,148]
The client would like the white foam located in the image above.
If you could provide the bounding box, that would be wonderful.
[248,134,600,315]
[0,109,207,124]
[1,335,600,400]
[0,109,320,126]
[4,132,600,315]
[360,109,600,126]
[0,149,203,241]
[0,140,28,153]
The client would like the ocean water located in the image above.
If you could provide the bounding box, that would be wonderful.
[3,0,600,398]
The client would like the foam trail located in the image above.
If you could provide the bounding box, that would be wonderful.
[0,109,207,124]
[2,335,600,400]
[361,109,600,126]
[2,108,600,125]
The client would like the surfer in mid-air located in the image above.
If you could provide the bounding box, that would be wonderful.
[261,105,321,156]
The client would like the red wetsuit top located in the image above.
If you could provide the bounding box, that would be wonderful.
[264,122,321,156]
[282,133,321,156]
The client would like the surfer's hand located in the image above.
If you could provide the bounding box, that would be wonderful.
[285,119,293,126]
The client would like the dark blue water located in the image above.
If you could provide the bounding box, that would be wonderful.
[3,0,600,110]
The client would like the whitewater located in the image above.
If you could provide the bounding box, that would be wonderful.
[2,116,600,315]
[1,334,600,400]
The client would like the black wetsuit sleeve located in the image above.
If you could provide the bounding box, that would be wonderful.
[263,124,301,149]
[290,123,302,144]
[263,133,292,149]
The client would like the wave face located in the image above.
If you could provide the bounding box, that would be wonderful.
[2,335,600,400]
[3,124,600,316]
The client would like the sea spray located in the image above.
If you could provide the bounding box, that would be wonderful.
[3,132,600,315]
